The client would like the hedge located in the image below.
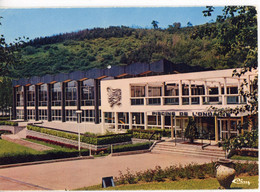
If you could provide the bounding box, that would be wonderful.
[27,125,132,145]
[0,121,18,126]
[108,142,153,153]
[129,128,172,140]
[0,150,89,165]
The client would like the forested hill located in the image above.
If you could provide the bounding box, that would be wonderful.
[11,17,256,78]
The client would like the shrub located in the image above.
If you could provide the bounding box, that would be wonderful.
[184,117,198,143]
[0,121,18,126]
[108,142,152,153]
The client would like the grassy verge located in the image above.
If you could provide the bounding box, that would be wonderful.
[0,140,39,155]
[78,175,258,190]
[231,155,258,161]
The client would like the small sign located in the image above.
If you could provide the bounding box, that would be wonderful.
[102,176,115,188]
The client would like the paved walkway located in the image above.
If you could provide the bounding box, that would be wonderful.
[0,152,214,190]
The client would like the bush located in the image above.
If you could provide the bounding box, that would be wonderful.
[0,149,89,165]
[108,142,152,153]
[0,121,18,126]
[27,125,131,145]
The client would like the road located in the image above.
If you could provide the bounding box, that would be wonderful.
[0,152,214,190]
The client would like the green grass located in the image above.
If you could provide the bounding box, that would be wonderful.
[0,139,40,155]
[78,175,258,190]
[231,155,258,161]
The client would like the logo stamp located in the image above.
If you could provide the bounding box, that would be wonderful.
[232,178,251,185]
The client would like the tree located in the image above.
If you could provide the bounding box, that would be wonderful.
[0,16,27,77]
[151,20,159,29]
[184,117,198,143]
[187,22,193,27]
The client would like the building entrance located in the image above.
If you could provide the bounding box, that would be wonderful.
[218,118,240,140]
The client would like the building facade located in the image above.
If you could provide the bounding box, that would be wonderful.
[12,60,257,141]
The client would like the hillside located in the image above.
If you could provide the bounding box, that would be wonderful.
[10,18,256,78]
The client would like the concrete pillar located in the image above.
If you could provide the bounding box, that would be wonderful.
[215,116,219,142]
[223,78,227,105]
[188,80,191,105]
[94,79,100,124]
[12,87,17,119]
[238,79,241,104]
[179,80,182,105]
[101,112,106,134]
[47,84,52,121]
[115,112,118,132]
[204,81,207,103]
[161,115,165,129]
[129,112,133,130]
[144,112,148,130]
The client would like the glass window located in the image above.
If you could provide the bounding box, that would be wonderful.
[82,110,95,122]
[131,86,145,97]
[104,112,115,123]
[52,110,62,121]
[16,109,24,119]
[51,83,61,106]
[65,81,77,106]
[39,84,47,106]
[16,86,24,106]
[132,113,144,125]
[81,79,95,106]
[165,84,179,96]
[148,86,161,97]
[27,109,35,120]
[39,109,47,120]
[27,85,35,106]
[66,110,77,121]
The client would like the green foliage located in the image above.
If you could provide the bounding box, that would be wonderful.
[108,142,152,153]
[0,120,18,126]
[221,130,258,152]
[0,77,12,111]
[27,125,132,145]
[184,117,198,143]
[114,162,258,186]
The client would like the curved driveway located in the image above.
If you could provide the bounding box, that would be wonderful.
[0,152,214,190]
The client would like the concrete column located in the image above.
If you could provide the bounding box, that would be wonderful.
[218,83,222,104]
[179,80,182,105]
[204,81,208,103]
[94,79,100,124]
[223,78,227,105]
[215,116,219,142]
[129,112,133,130]
[12,87,17,119]
[241,116,244,135]
[35,85,39,121]
[161,115,165,129]
[247,75,250,105]
[101,112,106,134]
[238,79,241,104]
[23,86,27,121]
[188,80,191,105]
[144,112,148,130]
[61,82,66,122]
[115,112,118,132]
[47,84,52,121]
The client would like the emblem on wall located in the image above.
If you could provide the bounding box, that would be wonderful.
[107,87,122,107]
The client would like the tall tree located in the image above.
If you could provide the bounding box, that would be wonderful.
[151,20,159,29]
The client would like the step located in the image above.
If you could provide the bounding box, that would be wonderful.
[151,150,224,159]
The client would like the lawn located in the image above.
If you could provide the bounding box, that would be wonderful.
[0,139,39,155]
[231,155,258,161]
[79,175,258,190]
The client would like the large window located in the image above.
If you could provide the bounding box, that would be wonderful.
[81,79,94,106]
[16,86,24,106]
[52,83,62,106]
[132,112,145,129]
[27,109,35,120]
[16,109,24,119]
[39,109,47,120]
[82,110,95,122]
[104,112,115,123]
[52,109,62,121]
[131,86,145,97]
[39,84,47,106]
[165,84,179,96]
[147,115,161,128]
[148,86,161,97]
[66,110,77,121]
[27,85,35,106]
[65,81,77,106]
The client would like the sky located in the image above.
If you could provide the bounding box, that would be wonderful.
[0,7,225,43]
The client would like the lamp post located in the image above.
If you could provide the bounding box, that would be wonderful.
[76,110,82,156]
[9,107,12,121]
